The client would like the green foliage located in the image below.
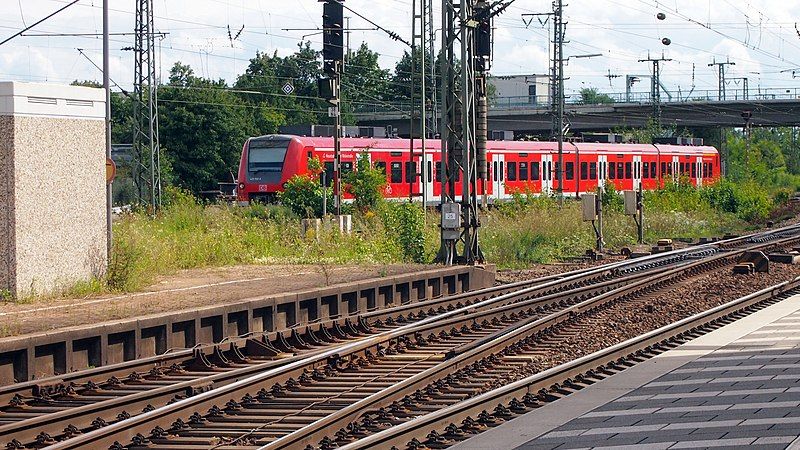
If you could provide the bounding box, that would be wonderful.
[158,62,277,193]
[702,178,772,222]
[601,181,623,211]
[278,174,332,218]
[578,87,615,105]
[380,203,426,263]
[345,153,386,213]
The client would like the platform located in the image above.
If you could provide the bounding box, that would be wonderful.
[452,293,800,450]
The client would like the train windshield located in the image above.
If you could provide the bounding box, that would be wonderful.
[247,139,289,182]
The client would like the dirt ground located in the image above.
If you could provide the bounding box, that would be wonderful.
[0,264,436,337]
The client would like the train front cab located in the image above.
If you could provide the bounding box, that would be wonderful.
[237,135,305,205]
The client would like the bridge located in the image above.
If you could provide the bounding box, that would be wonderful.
[355,87,800,137]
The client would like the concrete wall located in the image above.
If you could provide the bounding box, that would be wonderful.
[0,82,106,297]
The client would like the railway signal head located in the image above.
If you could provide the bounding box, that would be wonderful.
[321,0,344,75]
[657,12,666,20]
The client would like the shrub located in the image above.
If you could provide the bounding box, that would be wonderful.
[278,174,332,218]
[601,181,623,211]
[702,179,772,222]
[345,152,386,213]
[380,202,426,263]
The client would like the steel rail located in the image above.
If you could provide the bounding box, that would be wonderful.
[40,264,673,450]
[339,277,800,450]
[57,228,800,450]
[15,223,800,449]
[258,235,774,449]
[2,242,715,447]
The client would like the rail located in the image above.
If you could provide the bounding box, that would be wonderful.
[341,277,800,449]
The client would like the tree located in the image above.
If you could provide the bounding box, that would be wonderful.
[157,61,279,193]
[578,87,615,105]
[235,41,325,126]
[341,42,391,124]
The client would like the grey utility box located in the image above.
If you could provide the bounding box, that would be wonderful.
[582,194,597,221]
[624,191,638,216]
[441,202,461,240]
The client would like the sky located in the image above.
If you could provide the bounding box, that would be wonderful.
[1,0,799,102]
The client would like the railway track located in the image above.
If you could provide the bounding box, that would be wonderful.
[29,224,800,450]
[341,277,800,450]
[0,250,699,448]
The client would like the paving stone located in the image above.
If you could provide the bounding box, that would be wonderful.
[582,408,660,418]
[661,419,742,431]
[669,437,757,448]
[723,428,800,440]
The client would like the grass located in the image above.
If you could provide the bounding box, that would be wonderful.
[5,180,780,302]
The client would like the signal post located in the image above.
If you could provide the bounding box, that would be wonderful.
[319,0,344,215]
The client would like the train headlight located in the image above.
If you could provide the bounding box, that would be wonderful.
[238,183,245,190]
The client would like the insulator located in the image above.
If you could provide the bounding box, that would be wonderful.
[476,95,488,180]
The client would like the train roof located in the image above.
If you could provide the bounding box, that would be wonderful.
[263,135,717,154]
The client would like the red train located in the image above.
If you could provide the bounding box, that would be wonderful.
[236,135,720,205]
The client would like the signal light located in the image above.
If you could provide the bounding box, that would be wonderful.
[318,77,338,103]
[321,0,344,75]
[662,37,671,46]
[657,12,666,20]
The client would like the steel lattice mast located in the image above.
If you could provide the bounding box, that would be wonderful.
[133,0,162,211]
[438,0,486,265]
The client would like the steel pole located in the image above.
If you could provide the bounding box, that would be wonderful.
[103,0,112,266]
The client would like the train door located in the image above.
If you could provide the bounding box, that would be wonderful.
[541,154,554,194]
[492,153,505,200]
[671,156,679,183]
[424,153,435,203]
[597,155,607,191]
[695,156,703,187]
[633,155,642,191]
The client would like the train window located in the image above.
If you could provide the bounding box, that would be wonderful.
[678,162,684,175]
[507,162,517,181]
[375,161,387,177]
[500,162,505,181]
[650,163,656,179]
[590,162,597,180]
[702,163,708,178]
[405,161,417,183]
[708,163,713,177]
[625,162,632,179]
[391,162,403,183]
[618,162,625,179]
[323,162,334,187]
[642,162,649,179]
[519,162,528,181]
[531,162,540,180]
[493,161,498,181]
[435,162,442,182]
[565,162,574,180]
[427,161,433,182]
[580,162,588,180]
[609,163,616,179]
[554,162,561,181]
[342,162,353,175]
[667,163,672,175]
[660,162,666,177]
[691,163,697,178]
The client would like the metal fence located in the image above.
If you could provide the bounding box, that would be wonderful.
[352,87,800,116]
